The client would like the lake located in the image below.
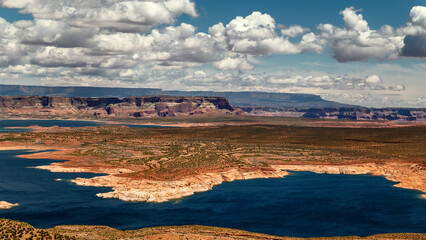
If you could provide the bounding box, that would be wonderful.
[0,149,425,237]
[0,119,168,132]
[0,120,425,237]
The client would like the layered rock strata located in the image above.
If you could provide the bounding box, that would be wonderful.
[242,107,426,121]
[0,96,235,118]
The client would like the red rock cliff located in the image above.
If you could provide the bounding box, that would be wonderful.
[0,96,236,118]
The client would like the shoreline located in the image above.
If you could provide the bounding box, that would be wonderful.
[274,163,426,199]
[42,162,426,202]
[71,168,288,202]
[0,117,254,128]
[0,145,424,202]
[0,117,189,128]
[22,148,426,202]
[2,116,426,129]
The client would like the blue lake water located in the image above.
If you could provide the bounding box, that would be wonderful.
[0,120,425,237]
[0,119,167,132]
[0,149,425,237]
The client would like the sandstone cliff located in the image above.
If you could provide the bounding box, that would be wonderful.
[0,96,235,118]
[242,106,426,122]
[0,84,351,108]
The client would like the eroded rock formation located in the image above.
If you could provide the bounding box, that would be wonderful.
[242,107,426,121]
[0,96,236,118]
[0,201,18,210]
[71,168,288,202]
[38,163,426,202]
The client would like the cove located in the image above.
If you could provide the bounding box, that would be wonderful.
[0,150,425,238]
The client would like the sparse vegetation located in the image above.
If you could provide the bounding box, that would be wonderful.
[1,218,425,240]
[0,118,425,239]
[1,123,424,180]
[0,219,75,240]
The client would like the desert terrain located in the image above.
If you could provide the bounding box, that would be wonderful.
[1,218,426,240]
[0,116,423,203]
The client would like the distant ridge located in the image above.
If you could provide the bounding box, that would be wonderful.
[0,84,352,108]
[164,90,355,108]
[0,95,235,118]
[0,84,163,98]
[0,85,424,121]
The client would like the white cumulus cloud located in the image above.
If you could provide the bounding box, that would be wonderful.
[318,7,404,62]
[218,12,322,55]
[0,1,423,105]
[213,57,254,71]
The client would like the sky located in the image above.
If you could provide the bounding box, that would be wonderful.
[0,0,425,108]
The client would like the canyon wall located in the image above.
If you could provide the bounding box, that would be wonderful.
[0,96,236,118]
[241,106,426,121]
[0,84,352,108]
[0,95,424,121]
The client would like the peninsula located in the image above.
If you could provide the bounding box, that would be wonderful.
[0,118,424,203]
[0,95,237,118]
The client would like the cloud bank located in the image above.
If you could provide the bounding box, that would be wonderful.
[0,1,425,107]
[1,2,424,72]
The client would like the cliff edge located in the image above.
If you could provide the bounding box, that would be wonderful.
[0,95,237,118]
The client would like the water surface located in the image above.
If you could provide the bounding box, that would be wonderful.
[0,119,166,132]
[0,150,425,237]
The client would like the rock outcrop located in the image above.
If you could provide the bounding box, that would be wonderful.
[0,96,235,118]
[0,84,353,108]
[44,163,425,202]
[242,107,426,122]
[71,168,288,202]
[0,201,18,209]
[59,163,426,202]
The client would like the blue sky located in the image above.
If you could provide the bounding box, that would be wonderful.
[0,0,425,107]
[187,0,423,31]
